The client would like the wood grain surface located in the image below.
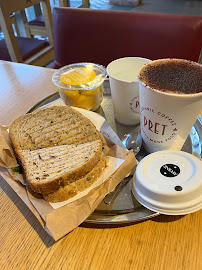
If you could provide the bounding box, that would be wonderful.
[0,61,201,270]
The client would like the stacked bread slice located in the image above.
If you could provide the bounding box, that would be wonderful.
[9,106,109,202]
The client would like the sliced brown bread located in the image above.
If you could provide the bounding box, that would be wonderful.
[42,157,107,202]
[9,106,102,152]
[9,105,109,200]
[18,140,103,194]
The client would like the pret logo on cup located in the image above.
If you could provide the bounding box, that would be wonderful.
[130,96,139,114]
[160,164,180,177]
[138,58,202,153]
[140,106,178,144]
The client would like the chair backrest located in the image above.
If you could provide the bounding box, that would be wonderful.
[52,8,202,68]
[0,0,53,63]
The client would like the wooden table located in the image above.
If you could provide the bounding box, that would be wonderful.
[0,60,202,270]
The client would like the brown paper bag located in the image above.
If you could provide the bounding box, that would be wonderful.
[0,105,137,241]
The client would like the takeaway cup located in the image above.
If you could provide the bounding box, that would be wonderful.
[107,57,151,125]
[138,59,202,153]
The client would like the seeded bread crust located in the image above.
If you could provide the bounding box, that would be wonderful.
[42,157,107,202]
[18,141,102,194]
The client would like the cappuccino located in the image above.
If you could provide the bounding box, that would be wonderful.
[138,58,202,153]
[138,59,202,95]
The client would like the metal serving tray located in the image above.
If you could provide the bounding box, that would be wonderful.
[27,80,202,224]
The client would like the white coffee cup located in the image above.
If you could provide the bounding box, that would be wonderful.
[107,57,151,125]
[138,58,202,153]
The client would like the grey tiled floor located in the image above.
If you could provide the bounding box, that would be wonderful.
[89,0,202,15]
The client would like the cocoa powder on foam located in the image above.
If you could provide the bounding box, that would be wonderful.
[138,59,202,94]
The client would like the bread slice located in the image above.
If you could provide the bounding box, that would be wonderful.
[9,106,102,152]
[18,140,103,194]
[42,157,107,202]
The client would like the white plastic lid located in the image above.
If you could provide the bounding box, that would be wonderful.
[132,151,202,215]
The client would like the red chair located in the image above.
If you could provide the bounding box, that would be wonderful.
[51,7,202,68]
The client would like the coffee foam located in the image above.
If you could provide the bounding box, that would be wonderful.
[138,59,202,94]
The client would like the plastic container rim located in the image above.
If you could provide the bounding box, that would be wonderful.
[52,62,107,91]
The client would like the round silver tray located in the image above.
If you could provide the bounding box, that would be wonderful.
[27,80,202,224]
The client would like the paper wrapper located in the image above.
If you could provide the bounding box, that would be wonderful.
[0,99,137,241]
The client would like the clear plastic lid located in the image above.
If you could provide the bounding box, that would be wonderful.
[52,63,107,91]
[132,150,202,215]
